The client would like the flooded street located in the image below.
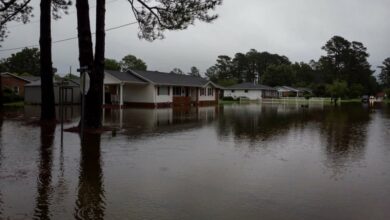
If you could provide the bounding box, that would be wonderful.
[1,103,390,219]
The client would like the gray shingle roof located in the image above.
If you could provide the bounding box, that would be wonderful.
[20,76,40,82]
[227,82,277,91]
[25,79,79,87]
[131,70,209,87]
[105,70,147,84]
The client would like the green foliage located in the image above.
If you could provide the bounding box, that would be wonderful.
[64,73,79,79]
[379,57,390,87]
[206,49,291,84]
[120,54,147,71]
[105,58,121,71]
[0,48,40,76]
[326,80,349,98]
[349,83,365,98]
[384,88,390,98]
[317,36,375,93]
[0,0,33,43]
[170,68,184,75]
[127,0,222,41]
[2,88,23,103]
[261,64,294,87]
[189,66,200,77]
[217,78,238,87]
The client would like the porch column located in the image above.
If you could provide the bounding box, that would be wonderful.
[119,83,124,107]
[102,85,105,105]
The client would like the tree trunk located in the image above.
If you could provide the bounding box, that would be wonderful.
[75,0,95,127]
[40,0,56,121]
[85,0,106,128]
[0,74,3,111]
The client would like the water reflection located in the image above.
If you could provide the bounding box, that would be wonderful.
[320,106,370,176]
[217,104,320,144]
[103,106,218,135]
[33,122,56,220]
[74,133,105,220]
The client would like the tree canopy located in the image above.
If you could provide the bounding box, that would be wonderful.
[170,67,183,75]
[105,58,121,71]
[0,47,40,75]
[379,57,390,88]
[120,54,147,71]
[189,66,200,77]
[205,36,381,97]
[127,0,222,40]
[0,0,33,43]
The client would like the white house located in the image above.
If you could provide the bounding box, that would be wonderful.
[103,70,221,108]
[223,82,278,100]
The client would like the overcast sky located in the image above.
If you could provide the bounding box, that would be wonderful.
[1,0,389,76]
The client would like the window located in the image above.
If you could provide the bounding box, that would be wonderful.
[157,86,169,96]
[244,90,248,93]
[173,87,182,96]
[13,86,19,95]
[207,88,214,96]
[200,88,206,96]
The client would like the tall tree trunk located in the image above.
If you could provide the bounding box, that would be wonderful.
[40,0,56,121]
[75,0,95,127]
[86,0,106,128]
[0,74,3,111]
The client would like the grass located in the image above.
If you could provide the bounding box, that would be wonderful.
[3,101,25,107]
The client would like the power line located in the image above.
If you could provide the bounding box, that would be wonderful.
[0,21,138,52]
[7,0,120,29]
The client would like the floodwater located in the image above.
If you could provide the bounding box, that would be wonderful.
[0,103,390,220]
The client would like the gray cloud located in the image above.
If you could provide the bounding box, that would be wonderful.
[1,0,389,75]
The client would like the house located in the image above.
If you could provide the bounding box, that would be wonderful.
[103,70,221,108]
[275,86,308,97]
[223,82,279,100]
[24,78,81,105]
[1,72,40,96]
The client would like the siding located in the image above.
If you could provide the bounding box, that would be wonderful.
[25,86,81,104]
[122,84,155,103]
[198,86,216,101]
[224,89,262,100]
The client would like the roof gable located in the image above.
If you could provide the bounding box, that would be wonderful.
[1,72,39,83]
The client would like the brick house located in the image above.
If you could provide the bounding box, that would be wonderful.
[1,72,39,96]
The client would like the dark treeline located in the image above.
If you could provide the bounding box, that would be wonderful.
[206,35,383,98]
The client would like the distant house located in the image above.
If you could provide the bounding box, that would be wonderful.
[104,70,221,108]
[223,82,279,100]
[275,86,311,97]
[1,72,40,96]
[25,78,81,105]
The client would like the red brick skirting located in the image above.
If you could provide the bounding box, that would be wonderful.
[103,101,217,109]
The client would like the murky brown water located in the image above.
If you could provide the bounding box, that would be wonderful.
[0,103,390,220]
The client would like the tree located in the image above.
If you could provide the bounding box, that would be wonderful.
[318,36,374,93]
[120,54,147,71]
[104,58,120,71]
[40,0,71,121]
[1,48,40,75]
[170,68,183,75]
[326,80,349,99]
[291,62,314,87]
[261,64,295,87]
[205,66,218,82]
[189,66,200,77]
[0,0,33,43]
[379,57,390,88]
